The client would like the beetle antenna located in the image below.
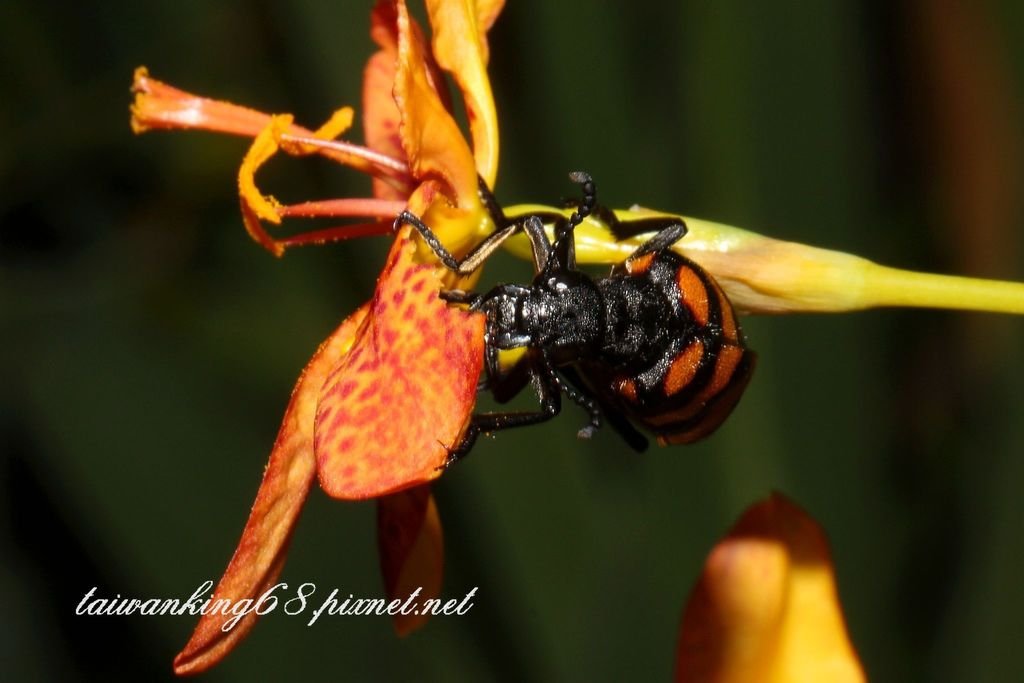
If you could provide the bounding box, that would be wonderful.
[566,171,596,231]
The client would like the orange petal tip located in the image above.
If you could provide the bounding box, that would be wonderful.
[675,493,866,683]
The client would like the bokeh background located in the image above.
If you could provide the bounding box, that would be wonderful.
[3,1,1023,680]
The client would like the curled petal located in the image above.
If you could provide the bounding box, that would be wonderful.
[174,305,370,676]
[394,0,481,212]
[471,0,506,45]
[675,493,865,683]
[426,0,503,187]
[377,485,444,636]
[314,224,485,499]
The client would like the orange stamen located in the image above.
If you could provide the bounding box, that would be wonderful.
[278,132,410,180]
[276,222,394,248]
[131,68,411,181]
[279,198,407,219]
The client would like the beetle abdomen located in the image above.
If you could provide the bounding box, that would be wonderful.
[603,250,756,445]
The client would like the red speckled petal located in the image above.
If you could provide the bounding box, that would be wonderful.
[377,485,444,636]
[314,225,485,499]
[173,305,369,676]
[675,493,865,683]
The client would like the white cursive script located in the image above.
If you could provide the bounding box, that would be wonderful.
[75,582,478,631]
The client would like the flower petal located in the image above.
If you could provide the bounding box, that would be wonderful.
[394,0,480,210]
[314,224,485,499]
[426,0,503,187]
[173,305,370,675]
[365,1,414,201]
[377,485,444,636]
[675,493,865,683]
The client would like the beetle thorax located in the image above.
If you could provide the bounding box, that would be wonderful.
[483,270,605,356]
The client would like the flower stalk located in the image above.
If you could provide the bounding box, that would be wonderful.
[502,208,1024,315]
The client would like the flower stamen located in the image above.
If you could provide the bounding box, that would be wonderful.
[278,133,411,179]
[279,198,408,219]
[275,222,394,249]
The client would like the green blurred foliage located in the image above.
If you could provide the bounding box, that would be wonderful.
[2,1,1023,681]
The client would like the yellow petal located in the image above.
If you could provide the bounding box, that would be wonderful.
[675,493,865,683]
[473,0,506,40]
[426,0,503,187]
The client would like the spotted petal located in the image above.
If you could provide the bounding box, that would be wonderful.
[314,224,485,499]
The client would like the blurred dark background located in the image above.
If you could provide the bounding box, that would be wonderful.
[3,1,1023,681]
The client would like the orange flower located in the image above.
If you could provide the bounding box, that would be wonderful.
[676,494,866,683]
[132,0,1023,678]
[133,0,502,673]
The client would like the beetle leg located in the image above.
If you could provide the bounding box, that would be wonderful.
[521,215,555,273]
[439,289,485,308]
[483,317,502,385]
[629,221,688,258]
[540,350,603,438]
[394,210,520,276]
[559,366,650,452]
[551,372,602,438]
[443,360,562,467]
